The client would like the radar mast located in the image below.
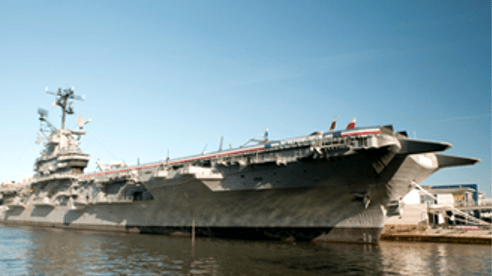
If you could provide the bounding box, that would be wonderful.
[45,87,84,130]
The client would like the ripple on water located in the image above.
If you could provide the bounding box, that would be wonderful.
[0,225,490,276]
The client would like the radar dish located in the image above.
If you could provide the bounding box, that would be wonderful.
[37,108,48,118]
[76,115,85,128]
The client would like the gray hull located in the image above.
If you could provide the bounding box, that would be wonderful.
[0,150,459,244]
[0,189,384,244]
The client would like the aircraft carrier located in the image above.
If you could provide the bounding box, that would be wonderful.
[0,87,480,244]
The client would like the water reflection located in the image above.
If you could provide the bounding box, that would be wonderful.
[0,226,33,275]
[0,225,490,275]
[378,242,491,276]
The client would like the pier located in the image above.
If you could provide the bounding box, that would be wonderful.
[381,225,491,245]
[383,183,491,244]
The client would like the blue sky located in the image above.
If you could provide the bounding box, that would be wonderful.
[1,1,490,196]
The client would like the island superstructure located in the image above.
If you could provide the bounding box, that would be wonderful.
[0,87,480,244]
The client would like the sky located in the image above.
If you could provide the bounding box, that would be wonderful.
[0,1,490,196]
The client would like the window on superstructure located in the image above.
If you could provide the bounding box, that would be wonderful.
[133,191,143,201]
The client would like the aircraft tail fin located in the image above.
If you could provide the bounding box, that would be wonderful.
[329,116,338,131]
[346,117,356,130]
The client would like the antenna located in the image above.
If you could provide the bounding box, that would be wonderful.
[218,136,224,152]
[45,87,84,130]
[202,143,208,154]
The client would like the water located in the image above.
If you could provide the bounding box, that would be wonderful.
[0,225,490,276]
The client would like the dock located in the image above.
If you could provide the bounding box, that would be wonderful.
[380,183,492,245]
[381,225,491,244]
